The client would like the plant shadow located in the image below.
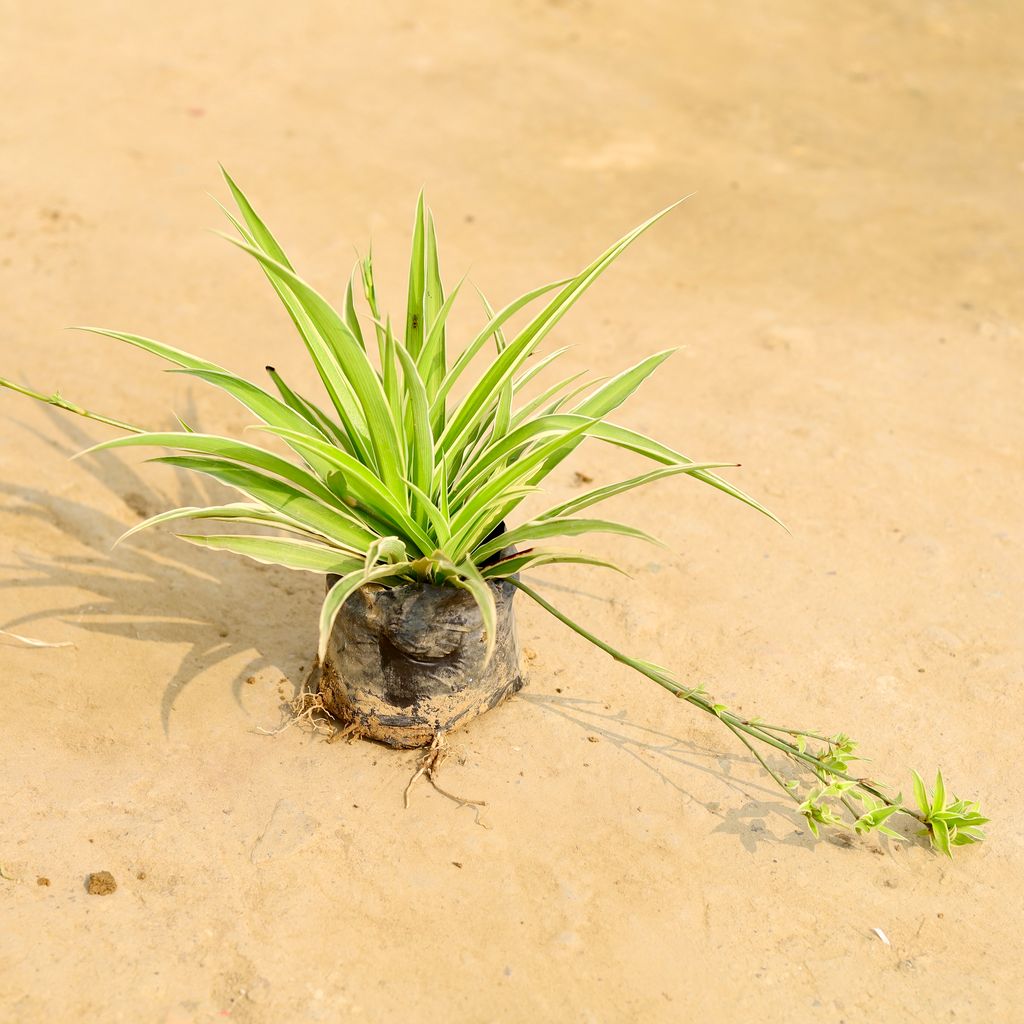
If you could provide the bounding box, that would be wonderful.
[0,408,926,858]
[517,690,869,854]
[0,405,318,735]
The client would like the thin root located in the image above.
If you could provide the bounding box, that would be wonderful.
[327,720,365,745]
[403,731,489,826]
[256,691,336,738]
[257,686,366,746]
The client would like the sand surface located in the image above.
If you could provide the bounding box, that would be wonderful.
[2,2,1022,1021]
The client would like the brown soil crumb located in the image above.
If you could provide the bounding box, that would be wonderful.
[246,676,256,685]
[452,861,463,869]
[587,735,600,743]
[86,871,117,895]
[136,871,147,881]
[36,877,50,887]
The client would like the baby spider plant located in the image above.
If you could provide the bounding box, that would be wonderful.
[0,170,986,853]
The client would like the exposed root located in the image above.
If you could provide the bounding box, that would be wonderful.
[256,666,366,745]
[327,720,365,745]
[403,731,489,826]
[256,691,336,738]
[403,732,447,808]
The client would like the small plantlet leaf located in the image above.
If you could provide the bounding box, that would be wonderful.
[911,770,930,818]
[932,769,946,816]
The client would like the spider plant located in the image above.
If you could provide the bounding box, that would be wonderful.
[0,170,985,854]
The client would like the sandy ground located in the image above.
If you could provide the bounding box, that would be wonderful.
[1,2,1022,1021]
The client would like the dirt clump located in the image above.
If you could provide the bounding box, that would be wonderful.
[85,871,117,895]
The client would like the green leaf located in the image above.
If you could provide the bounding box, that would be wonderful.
[264,366,353,453]
[403,479,452,546]
[932,769,946,815]
[435,454,450,522]
[343,267,366,350]
[252,259,374,460]
[477,288,512,448]
[523,348,673,477]
[479,549,628,579]
[423,212,444,338]
[507,369,588,429]
[911,770,931,818]
[537,464,739,522]
[876,825,907,841]
[219,172,378,438]
[258,426,435,556]
[446,417,598,559]
[421,211,448,407]
[178,534,364,574]
[74,326,224,375]
[78,431,342,507]
[539,417,781,529]
[404,191,427,357]
[930,818,952,857]
[448,557,498,666]
[418,277,464,432]
[381,315,402,424]
[167,367,346,473]
[220,166,294,269]
[854,804,901,833]
[264,365,326,428]
[220,234,405,496]
[431,277,574,417]
[535,376,605,418]
[473,517,662,563]
[951,828,986,846]
[115,502,330,547]
[392,341,435,524]
[438,200,690,471]
[150,455,377,553]
[450,412,602,497]
[216,178,373,456]
[574,349,676,417]
[510,345,573,393]
[362,535,409,571]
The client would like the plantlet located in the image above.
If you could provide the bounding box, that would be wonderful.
[0,170,986,853]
